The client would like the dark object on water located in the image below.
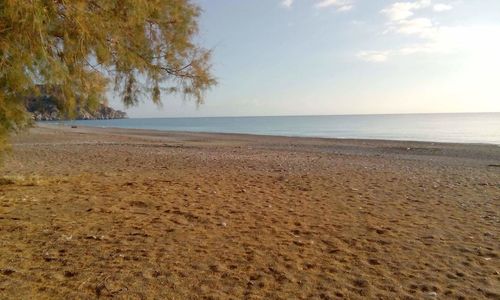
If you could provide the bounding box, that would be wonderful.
[71,125,78,128]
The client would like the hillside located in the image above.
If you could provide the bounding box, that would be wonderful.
[26,96,127,121]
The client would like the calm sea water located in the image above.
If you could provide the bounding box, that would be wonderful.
[54,113,500,144]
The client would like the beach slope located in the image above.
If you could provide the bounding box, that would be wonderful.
[1,125,499,299]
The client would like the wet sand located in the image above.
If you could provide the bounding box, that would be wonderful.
[0,124,499,299]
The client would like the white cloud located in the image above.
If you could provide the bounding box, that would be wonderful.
[359,25,500,63]
[358,0,500,73]
[394,17,436,38]
[337,4,353,12]
[357,51,389,62]
[282,0,355,10]
[433,3,452,12]
[315,0,354,12]
[381,0,431,21]
[281,0,294,8]
[358,42,445,63]
[361,0,442,62]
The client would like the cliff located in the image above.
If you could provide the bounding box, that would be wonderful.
[26,95,127,121]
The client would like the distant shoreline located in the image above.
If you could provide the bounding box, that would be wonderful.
[37,112,500,145]
[35,123,500,165]
[42,111,500,119]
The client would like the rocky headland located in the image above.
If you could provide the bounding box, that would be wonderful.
[26,95,127,121]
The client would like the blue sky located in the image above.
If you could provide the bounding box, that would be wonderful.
[113,0,500,117]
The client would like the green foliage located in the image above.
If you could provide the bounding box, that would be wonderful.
[0,0,216,162]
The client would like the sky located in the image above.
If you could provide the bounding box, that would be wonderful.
[112,0,500,117]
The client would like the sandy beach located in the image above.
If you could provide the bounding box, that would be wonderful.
[0,124,499,299]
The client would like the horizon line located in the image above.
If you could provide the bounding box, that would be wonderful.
[124,111,500,119]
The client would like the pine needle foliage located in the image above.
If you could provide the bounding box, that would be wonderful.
[0,0,216,163]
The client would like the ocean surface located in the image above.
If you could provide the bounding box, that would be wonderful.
[52,113,500,144]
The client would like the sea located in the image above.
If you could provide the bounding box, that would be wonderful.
[52,113,500,145]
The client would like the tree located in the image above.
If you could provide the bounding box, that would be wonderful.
[0,0,216,162]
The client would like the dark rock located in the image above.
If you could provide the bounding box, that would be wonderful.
[26,93,127,121]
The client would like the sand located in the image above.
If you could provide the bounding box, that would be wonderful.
[0,124,499,299]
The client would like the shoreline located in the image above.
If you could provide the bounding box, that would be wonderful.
[39,111,500,146]
[31,123,500,167]
[37,123,500,147]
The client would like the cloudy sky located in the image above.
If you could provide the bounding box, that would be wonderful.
[114,0,500,117]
